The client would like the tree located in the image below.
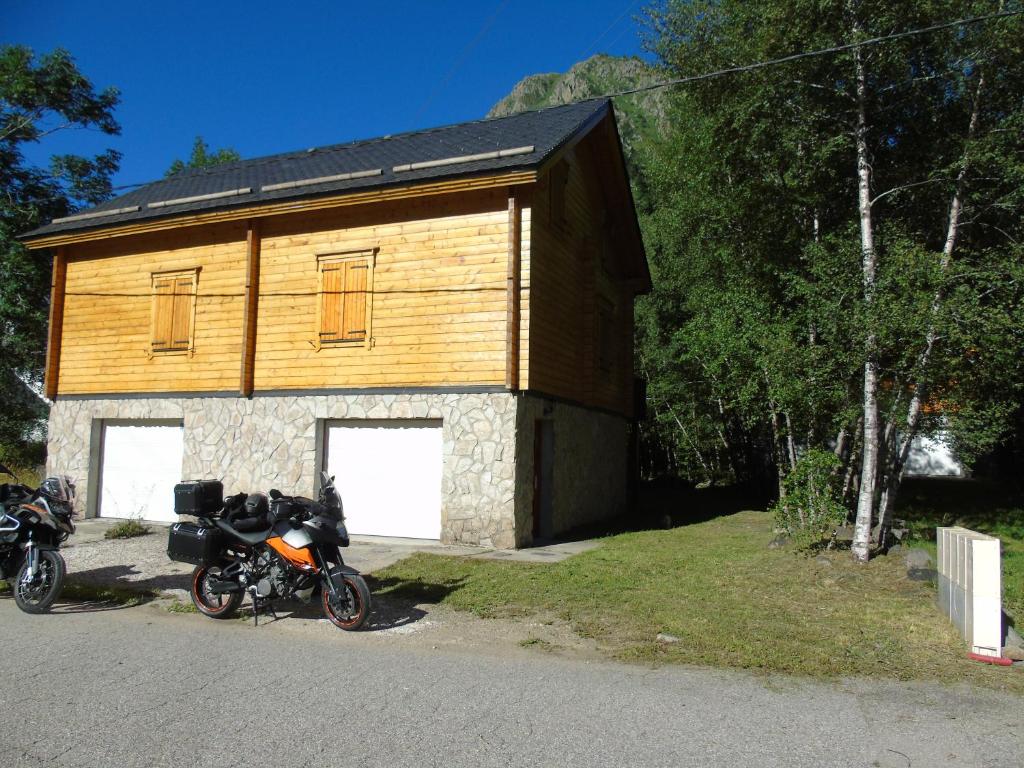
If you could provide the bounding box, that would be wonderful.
[166,136,240,176]
[0,45,121,459]
[638,1,1024,559]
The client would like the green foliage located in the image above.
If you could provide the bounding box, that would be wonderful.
[632,1,1024,496]
[166,136,240,176]
[0,45,120,448]
[771,449,846,544]
[61,580,154,605]
[165,598,198,613]
[103,519,151,539]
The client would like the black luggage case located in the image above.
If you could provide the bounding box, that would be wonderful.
[174,480,224,517]
[167,522,223,566]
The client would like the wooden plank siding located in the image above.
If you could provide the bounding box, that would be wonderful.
[50,166,646,406]
[252,188,518,390]
[527,129,637,418]
[43,247,68,399]
[58,221,248,394]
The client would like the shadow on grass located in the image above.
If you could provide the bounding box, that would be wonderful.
[543,481,771,545]
[366,573,468,604]
[896,476,1024,541]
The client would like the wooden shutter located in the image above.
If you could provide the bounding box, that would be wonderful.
[152,279,175,350]
[170,276,193,348]
[320,263,342,341]
[341,259,368,340]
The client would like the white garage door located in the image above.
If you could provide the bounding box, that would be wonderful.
[325,420,442,540]
[99,423,184,522]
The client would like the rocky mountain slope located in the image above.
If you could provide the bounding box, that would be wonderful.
[488,55,668,165]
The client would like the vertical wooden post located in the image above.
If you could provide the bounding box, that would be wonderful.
[505,188,522,391]
[43,247,68,400]
[239,219,261,397]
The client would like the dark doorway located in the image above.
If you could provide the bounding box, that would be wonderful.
[532,419,555,540]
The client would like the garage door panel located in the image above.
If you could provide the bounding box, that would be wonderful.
[325,420,442,540]
[100,424,183,523]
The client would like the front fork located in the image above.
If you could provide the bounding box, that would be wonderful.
[22,535,39,583]
[312,545,344,601]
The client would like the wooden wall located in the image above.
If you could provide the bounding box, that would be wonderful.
[59,221,248,394]
[527,130,637,417]
[254,188,519,390]
[54,166,645,405]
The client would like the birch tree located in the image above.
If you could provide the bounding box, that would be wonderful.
[639,0,1024,557]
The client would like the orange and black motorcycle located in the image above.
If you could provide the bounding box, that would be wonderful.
[167,472,370,630]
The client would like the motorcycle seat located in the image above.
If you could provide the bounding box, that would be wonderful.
[214,518,272,546]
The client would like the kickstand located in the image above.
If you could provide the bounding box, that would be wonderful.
[251,593,278,627]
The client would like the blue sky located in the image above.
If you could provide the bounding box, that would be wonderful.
[4,0,650,189]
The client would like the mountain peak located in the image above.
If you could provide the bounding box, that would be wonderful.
[488,55,668,163]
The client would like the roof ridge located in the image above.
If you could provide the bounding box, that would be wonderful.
[23,98,615,239]
[159,99,610,188]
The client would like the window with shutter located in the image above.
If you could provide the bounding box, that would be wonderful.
[317,249,375,347]
[151,269,198,353]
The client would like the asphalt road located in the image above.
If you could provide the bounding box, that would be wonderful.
[0,598,1020,768]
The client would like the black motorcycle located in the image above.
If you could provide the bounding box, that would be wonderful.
[0,463,77,613]
[168,472,371,630]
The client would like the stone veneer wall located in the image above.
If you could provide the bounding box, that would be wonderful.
[513,395,631,546]
[47,392,519,548]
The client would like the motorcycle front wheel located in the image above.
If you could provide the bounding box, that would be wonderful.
[14,549,66,614]
[321,573,370,631]
[190,565,243,619]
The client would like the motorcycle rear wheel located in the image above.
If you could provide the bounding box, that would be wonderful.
[190,565,243,619]
[13,550,66,614]
[321,573,370,631]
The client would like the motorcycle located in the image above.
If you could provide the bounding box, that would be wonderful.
[0,463,77,614]
[167,472,371,630]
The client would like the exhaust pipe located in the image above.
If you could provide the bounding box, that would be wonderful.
[206,578,242,594]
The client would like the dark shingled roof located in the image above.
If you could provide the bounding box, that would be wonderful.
[24,99,611,240]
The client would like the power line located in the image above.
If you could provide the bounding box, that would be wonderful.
[579,0,641,61]
[412,0,511,123]
[64,287,506,298]
[602,9,1022,100]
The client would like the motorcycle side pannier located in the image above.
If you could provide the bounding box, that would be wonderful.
[173,480,224,517]
[167,522,223,566]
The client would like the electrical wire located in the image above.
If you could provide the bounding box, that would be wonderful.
[412,0,511,123]
[603,9,1022,100]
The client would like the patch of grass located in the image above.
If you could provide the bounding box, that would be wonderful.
[104,519,152,540]
[897,477,1023,622]
[61,580,156,606]
[165,598,198,614]
[375,510,1023,691]
[519,637,555,651]
[0,580,9,595]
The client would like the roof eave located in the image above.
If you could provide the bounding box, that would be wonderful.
[20,167,539,249]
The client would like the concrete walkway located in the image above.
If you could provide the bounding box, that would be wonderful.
[60,518,600,598]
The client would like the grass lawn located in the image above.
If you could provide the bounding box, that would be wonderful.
[374,492,1022,692]
[896,477,1023,623]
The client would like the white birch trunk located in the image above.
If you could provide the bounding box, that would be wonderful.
[851,26,878,564]
[877,67,987,531]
